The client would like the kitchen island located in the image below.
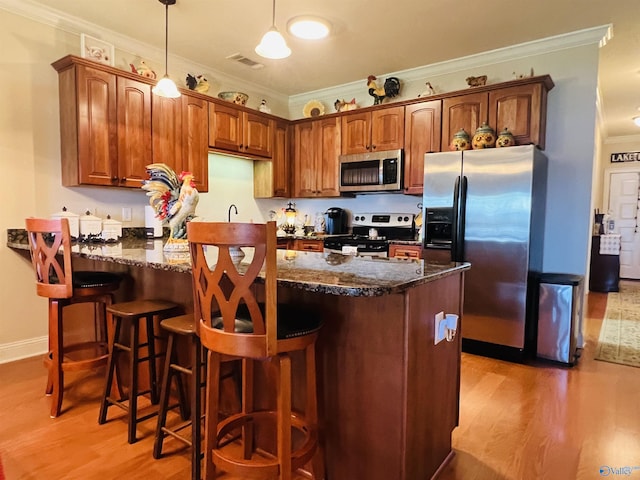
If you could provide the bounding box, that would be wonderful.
[9,230,469,480]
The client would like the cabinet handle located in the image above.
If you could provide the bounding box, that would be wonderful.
[366,145,370,150]
[111,176,118,182]
[121,177,127,182]
[239,144,244,149]
[372,144,377,150]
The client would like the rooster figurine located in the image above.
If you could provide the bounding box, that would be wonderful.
[142,163,199,250]
[367,75,401,105]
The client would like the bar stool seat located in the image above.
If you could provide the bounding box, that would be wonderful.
[25,217,123,418]
[98,299,180,444]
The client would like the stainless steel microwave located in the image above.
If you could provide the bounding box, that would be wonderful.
[339,149,403,193]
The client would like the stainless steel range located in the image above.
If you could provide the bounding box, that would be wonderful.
[323,213,416,257]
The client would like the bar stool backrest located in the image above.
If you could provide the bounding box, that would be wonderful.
[187,221,278,359]
[25,217,73,299]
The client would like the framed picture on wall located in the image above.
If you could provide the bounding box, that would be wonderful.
[80,34,114,66]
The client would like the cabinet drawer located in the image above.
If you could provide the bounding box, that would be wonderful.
[293,239,324,252]
[389,244,422,259]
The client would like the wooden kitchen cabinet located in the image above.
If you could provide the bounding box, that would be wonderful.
[441,91,488,151]
[389,244,422,259]
[403,100,441,195]
[53,55,209,191]
[152,94,209,192]
[488,82,549,150]
[208,102,273,158]
[54,58,153,188]
[341,106,404,155]
[293,117,341,197]
[441,76,553,151]
[254,119,291,198]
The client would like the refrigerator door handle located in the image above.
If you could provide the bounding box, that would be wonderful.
[452,175,461,262]
[456,175,468,261]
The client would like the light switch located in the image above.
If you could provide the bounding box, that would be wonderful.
[122,207,132,222]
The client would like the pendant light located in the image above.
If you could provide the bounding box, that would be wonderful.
[255,0,291,60]
[153,0,181,98]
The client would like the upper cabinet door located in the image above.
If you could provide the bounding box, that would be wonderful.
[404,100,442,195]
[441,92,488,150]
[208,102,243,152]
[341,111,371,155]
[293,121,316,197]
[182,96,209,192]
[370,106,404,152]
[76,65,118,186]
[152,95,183,174]
[244,112,273,158]
[489,83,546,149]
[315,117,341,197]
[117,76,152,188]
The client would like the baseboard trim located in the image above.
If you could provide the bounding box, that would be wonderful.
[0,336,47,364]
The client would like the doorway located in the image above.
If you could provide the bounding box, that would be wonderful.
[604,169,640,279]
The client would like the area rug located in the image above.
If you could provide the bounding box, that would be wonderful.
[595,282,640,367]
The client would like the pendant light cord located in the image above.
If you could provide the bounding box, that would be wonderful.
[164,2,169,76]
[271,0,276,27]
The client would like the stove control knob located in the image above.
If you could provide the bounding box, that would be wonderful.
[403,216,410,222]
[360,215,365,222]
[397,216,403,222]
[354,215,360,221]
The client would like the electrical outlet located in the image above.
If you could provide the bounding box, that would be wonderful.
[434,311,445,345]
[122,207,132,222]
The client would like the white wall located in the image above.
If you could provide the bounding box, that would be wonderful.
[0,4,606,361]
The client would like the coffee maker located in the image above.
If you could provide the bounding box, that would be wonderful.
[325,207,349,235]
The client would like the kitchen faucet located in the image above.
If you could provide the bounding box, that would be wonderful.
[228,204,238,222]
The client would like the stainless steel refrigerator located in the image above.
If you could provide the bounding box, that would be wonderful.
[422,145,547,360]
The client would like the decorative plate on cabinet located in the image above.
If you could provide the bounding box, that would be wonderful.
[303,100,325,118]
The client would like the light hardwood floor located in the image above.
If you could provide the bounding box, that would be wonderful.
[1,290,639,479]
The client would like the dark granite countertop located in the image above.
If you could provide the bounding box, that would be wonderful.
[8,229,468,297]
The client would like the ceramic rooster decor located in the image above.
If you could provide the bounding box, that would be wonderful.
[186,74,209,93]
[130,60,157,79]
[367,75,401,105]
[142,163,199,251]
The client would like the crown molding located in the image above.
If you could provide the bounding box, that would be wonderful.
[0,0,288,103]
[289,24,611,106]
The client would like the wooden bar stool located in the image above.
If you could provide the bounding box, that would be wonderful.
[153,314,241,480]
[187,221,325,480]
[98,299,180,444]
[152,313,203,479]
[25,217,122,418]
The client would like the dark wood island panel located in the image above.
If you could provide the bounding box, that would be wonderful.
[9,232,467,479]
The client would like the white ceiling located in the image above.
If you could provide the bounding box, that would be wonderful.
[12,0,640,140]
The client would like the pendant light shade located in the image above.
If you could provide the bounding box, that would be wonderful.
[255,0,291,59]
[153,0,181,98]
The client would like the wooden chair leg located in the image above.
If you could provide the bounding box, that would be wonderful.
[99,315,122,424]
[277,354,292,480]
[128,317,140,444]
[203,350,221,480]
[242,358,255,460]
[191,337,203,480]
[306,344,325,480]
[146,315,160,404]
[49,299,64,418]
[153,331,176,459]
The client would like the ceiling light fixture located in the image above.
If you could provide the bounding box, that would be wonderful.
[287,16,331,40]
[255,0,291,60]
[634,116,640,127]
[152,0,181,98]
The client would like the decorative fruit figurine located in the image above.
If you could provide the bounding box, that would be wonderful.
[472,122,496,149]
[451,128,471,151]
[496,127,516,147]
